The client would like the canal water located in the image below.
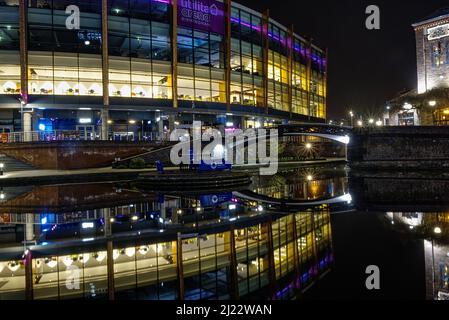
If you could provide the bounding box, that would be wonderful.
[0,164,446,300]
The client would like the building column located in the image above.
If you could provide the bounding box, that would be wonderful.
[102,208,115,300]
[19,0,30,141]
[176,233,185,300]
[19,0,28,105]
[25,213,35,243]
[101,0,109,140]
[158,115,165,141]
[23,112,32,142]
[171,0,178,109]
[306,39,313,120]
[310,211,319,279]
[228,226,239,299]
[288,25,294,120]
[159,199,167,220]
[263,218,276,300]
[323,48,328,120]
[262,10,270,115]
[291,213,301,289]
[24,249,33,300]
[106,240,115,300]
[168,114,177,133]
[103,208,112,236]
[224,0,232,113]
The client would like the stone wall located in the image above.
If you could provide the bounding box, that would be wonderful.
[0,141,172,170]
[348,126,449,168]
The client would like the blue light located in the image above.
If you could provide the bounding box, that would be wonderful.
[38,124,46,131]
[41,216,48,225]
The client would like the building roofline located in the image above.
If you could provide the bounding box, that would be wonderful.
[232,1,324,53]
[412,8,449,28]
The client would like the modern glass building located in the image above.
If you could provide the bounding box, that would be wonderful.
[0,0,327,139]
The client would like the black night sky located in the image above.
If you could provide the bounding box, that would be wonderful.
[239,0,449,120]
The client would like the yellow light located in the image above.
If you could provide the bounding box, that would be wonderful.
[125,247,135,257]
[107,120,113,124]
[434,227,442,234]
[129,120,136,124]
[305,143,312,149]
[429,100,437,107]
[444,110,449,115]
[307,175,313,181]
[403,103,413,110]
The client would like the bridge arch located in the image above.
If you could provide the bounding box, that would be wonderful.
[278,124,352,145]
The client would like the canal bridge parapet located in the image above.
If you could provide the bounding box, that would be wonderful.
[348,126,449,169]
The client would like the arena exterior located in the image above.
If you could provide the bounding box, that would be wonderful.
[0,0,327,140]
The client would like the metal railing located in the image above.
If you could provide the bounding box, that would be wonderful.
[0,131,170,143]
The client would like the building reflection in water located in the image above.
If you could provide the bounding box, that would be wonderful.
[385,212,449,300]
[251,167,348,201]
[0,172,346,300]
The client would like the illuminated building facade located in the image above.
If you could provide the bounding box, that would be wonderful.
[386,212,449,300]
[385,8,449,126]
[0,0,327,139]
[414,8,449,95]
[0,188,334,300]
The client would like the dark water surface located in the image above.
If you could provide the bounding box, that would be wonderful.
[0,164,447,300]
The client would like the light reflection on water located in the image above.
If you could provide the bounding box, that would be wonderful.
[0,165,448,300]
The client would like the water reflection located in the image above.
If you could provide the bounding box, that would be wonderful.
[384,212,449,300]
[3,165,449,300]
[0,170,341,300]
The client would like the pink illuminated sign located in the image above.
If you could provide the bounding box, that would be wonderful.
[178,0,225,34]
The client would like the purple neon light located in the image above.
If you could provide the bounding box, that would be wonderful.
[149,0,325,65]
[230,17,262,32]
[230,16,325,64]
[152,0,170,4]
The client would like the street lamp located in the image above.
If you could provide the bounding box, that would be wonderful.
[349,111,354,127]
[434,227,442,234]
[305,143,312,150]
[376,120,383,126]
[429,101,437,107]
[403,103,413,110]
[0,163,4,176]
[368,118,374,125]
[357,120,363,127]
